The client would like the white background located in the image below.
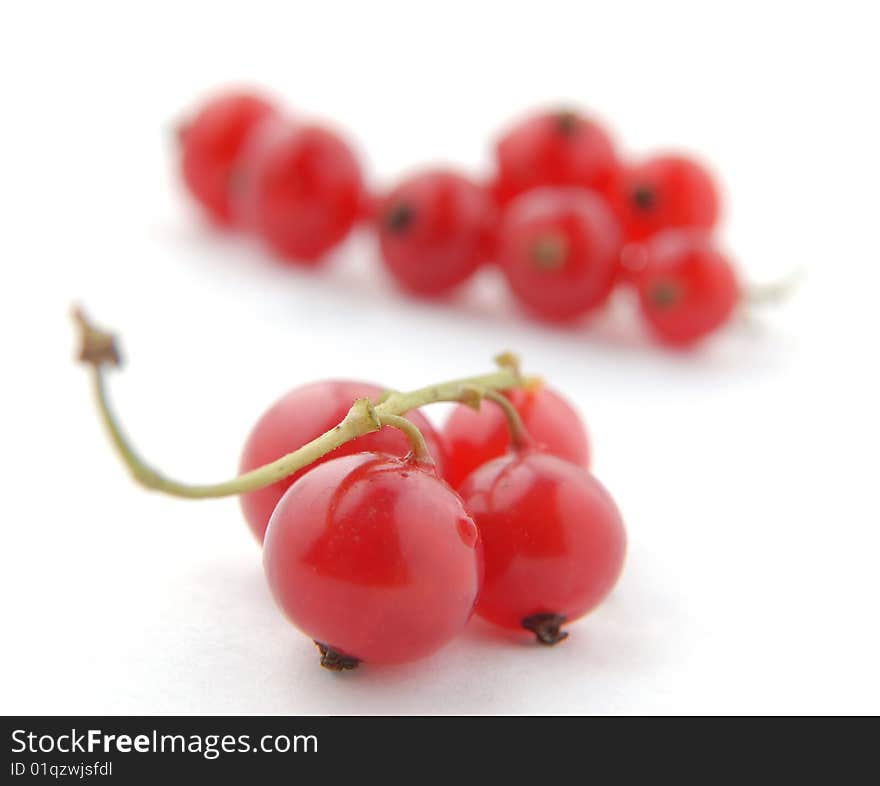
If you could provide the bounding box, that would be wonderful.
[2,1,878,715]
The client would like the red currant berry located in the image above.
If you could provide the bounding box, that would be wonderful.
[492,109,619,205]
[263,453,482,666]
[239,381,445,542]
[633,230,740,346]
[178,90,277,226]
[442,383,589,488]
[615,154,720,242]
[497,188,622,321]
[240,122,363,263]
[376,170,496,297]
[458,450,626,642]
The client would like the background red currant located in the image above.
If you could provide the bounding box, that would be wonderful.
[442,383,590,488]
[492,109,619,205]
[239,380,446,542]
[263,453,482,665]
[459,449,626,641]
[178,90,277,226]
[497,188,622,321]
[376,169,496,297]
[633,230,740,346]
[614,154,720,242]
[239,122,364,263]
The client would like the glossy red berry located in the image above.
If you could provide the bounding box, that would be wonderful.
[614,154,720,242]
[239,380,445,542]
[497,188,622,321]
[263,453,482,665]
[459,450,626,642]
[240,122,363,263]
[631,230,740,346]
[492,109,619,205]
[178,90,277,226]
[442,384,589,488]
[376,170,496,297]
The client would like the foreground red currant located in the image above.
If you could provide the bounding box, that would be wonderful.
[76,308,633,668]
[263,453,482,666]
[459,449,626,643]
[239,122,363,263]
[442,383,589,488]
[497,188,622,321]
[376,170,496,297]
[632,230,740,346]
[239,380,445,542]
[178,90,277,226]
[615,154,720,242]
[492,109,619,205]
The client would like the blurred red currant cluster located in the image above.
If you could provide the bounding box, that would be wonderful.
[178,89,739,346]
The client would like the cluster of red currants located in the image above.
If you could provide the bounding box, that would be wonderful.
[245,376,625,667]
[75,309,625,670]
[178,89,740,347]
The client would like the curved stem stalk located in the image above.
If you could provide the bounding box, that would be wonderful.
[76,310,529,500]
[744,266,806,306]
[376,413,432,465]
[479,389,529,449]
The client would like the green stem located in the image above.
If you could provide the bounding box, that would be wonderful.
[744,266,806,306]
[377,413,432,465]
[479,389,529,449]
[77,310,530,500]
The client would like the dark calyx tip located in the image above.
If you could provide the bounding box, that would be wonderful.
[649,281,681,309]
[314,641,360,671]
[384,202,415,233]
[522,613,569,646]
[631,185,656,211]
[530,234,568,271]
[554,110,580,136]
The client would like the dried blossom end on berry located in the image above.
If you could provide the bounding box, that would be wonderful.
[649,281,682,309]
[631,185,656,211]
[384,202,415,233]
[314,641,360,671]
[555,110,580,136]
[530,234,569,270]
[522,613,570,646]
